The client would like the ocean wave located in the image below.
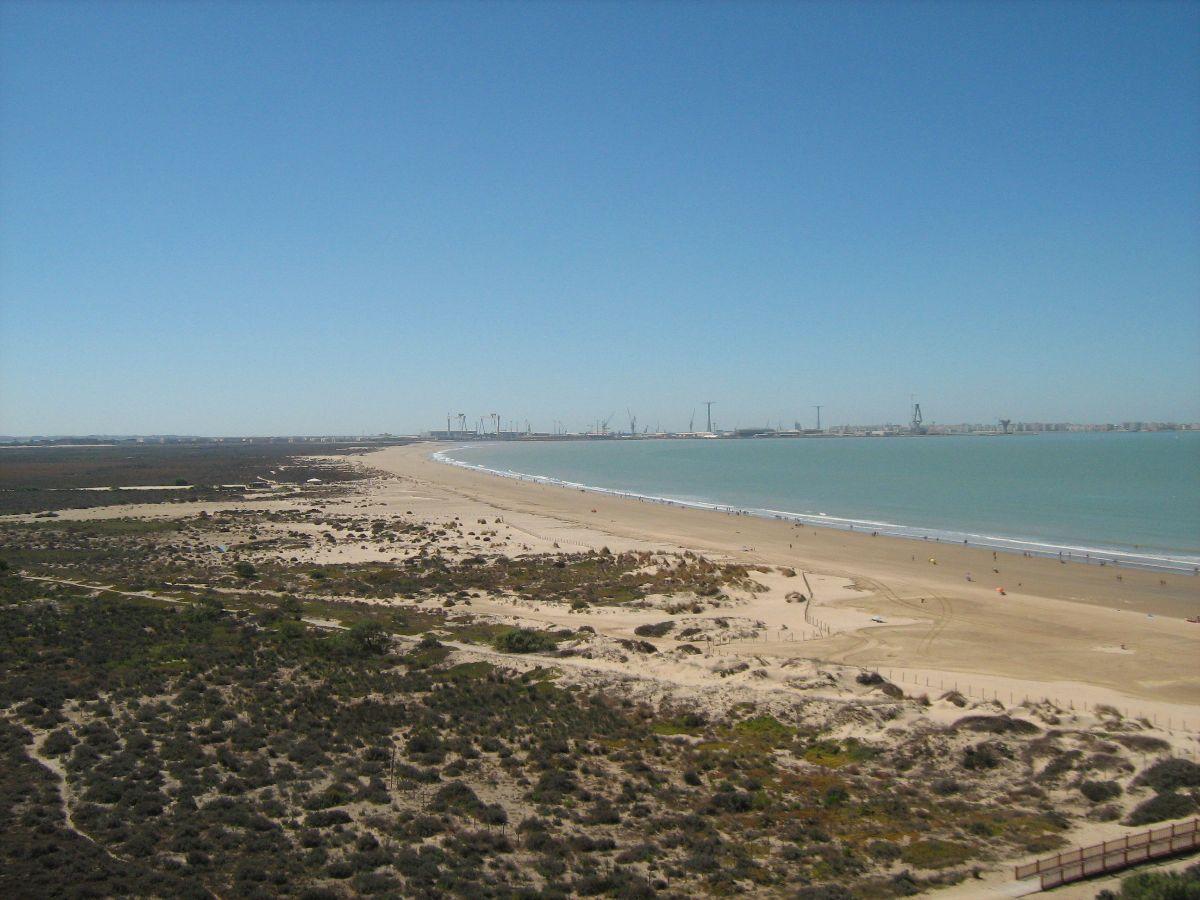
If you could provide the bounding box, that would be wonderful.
[431,446,1200,575]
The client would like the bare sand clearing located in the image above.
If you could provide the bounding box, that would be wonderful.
[365,444,1200,717]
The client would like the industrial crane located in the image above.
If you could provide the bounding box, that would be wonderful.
[910,399,925,435]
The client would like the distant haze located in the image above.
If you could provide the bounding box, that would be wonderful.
[1,2,1197,435]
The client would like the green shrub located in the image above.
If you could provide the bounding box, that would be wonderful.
[304,809,352,828]
[1080,780,1122,803]
[493,628,556,654]
[1100,863,1200,899]
[1125,792,1197,826]
[954,715,1039,735]
[530,769,577,803]
[867,840,902,861]
[653,713,706,736]
[633,621,674,638]
[796,884,853,899]
[932,777,960,795]
[42,727,77,756]
[963,742,1008,771]
[186,596,225,622]
[823,786,849,807]
[347,621,390,655]
[706,788,755,814]
[1136,759,1200,794]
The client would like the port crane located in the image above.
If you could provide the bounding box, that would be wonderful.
[910,399,925,435]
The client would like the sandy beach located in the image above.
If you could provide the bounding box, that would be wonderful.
[365,443,1200,716]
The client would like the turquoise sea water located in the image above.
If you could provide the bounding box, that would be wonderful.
[438,433,1200,573]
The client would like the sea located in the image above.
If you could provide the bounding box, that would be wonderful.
[435,432,1200,574]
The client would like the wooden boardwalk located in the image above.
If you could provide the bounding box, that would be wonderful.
[1015,818,1199,889]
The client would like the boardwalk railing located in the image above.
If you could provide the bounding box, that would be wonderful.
[1014,818,1200,888]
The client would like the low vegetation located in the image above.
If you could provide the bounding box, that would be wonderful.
[0,442,383,514]
[1095,863,1200,900]
[0,572,1111,897]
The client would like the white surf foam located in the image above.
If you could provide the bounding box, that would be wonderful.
[431,446,1200,575]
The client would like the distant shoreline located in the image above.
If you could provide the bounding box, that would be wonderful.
[432,444,1200,576]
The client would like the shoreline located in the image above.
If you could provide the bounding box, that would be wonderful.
[365,443,1200,709]
[433,444,1200,575]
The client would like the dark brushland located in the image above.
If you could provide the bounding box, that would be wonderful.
[0,442,402,515]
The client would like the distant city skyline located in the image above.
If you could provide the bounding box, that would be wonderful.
[5,416,1199,443]
[1,2,1197,436]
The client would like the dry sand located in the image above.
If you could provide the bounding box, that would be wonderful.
[364,444,1200,721]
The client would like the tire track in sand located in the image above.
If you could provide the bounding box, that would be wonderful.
[855,576,955,659]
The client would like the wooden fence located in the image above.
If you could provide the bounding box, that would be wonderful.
[1014,818,1200,888]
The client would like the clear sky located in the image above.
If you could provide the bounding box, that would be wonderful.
[1,0,1198,436]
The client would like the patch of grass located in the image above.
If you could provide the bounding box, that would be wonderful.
[733,715,795,746]
[403,644,452,669]
[900,839,972,870]
[435,662,496,681]
[803,738,875,768]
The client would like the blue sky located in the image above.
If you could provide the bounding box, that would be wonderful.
[1,0,1197,435]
